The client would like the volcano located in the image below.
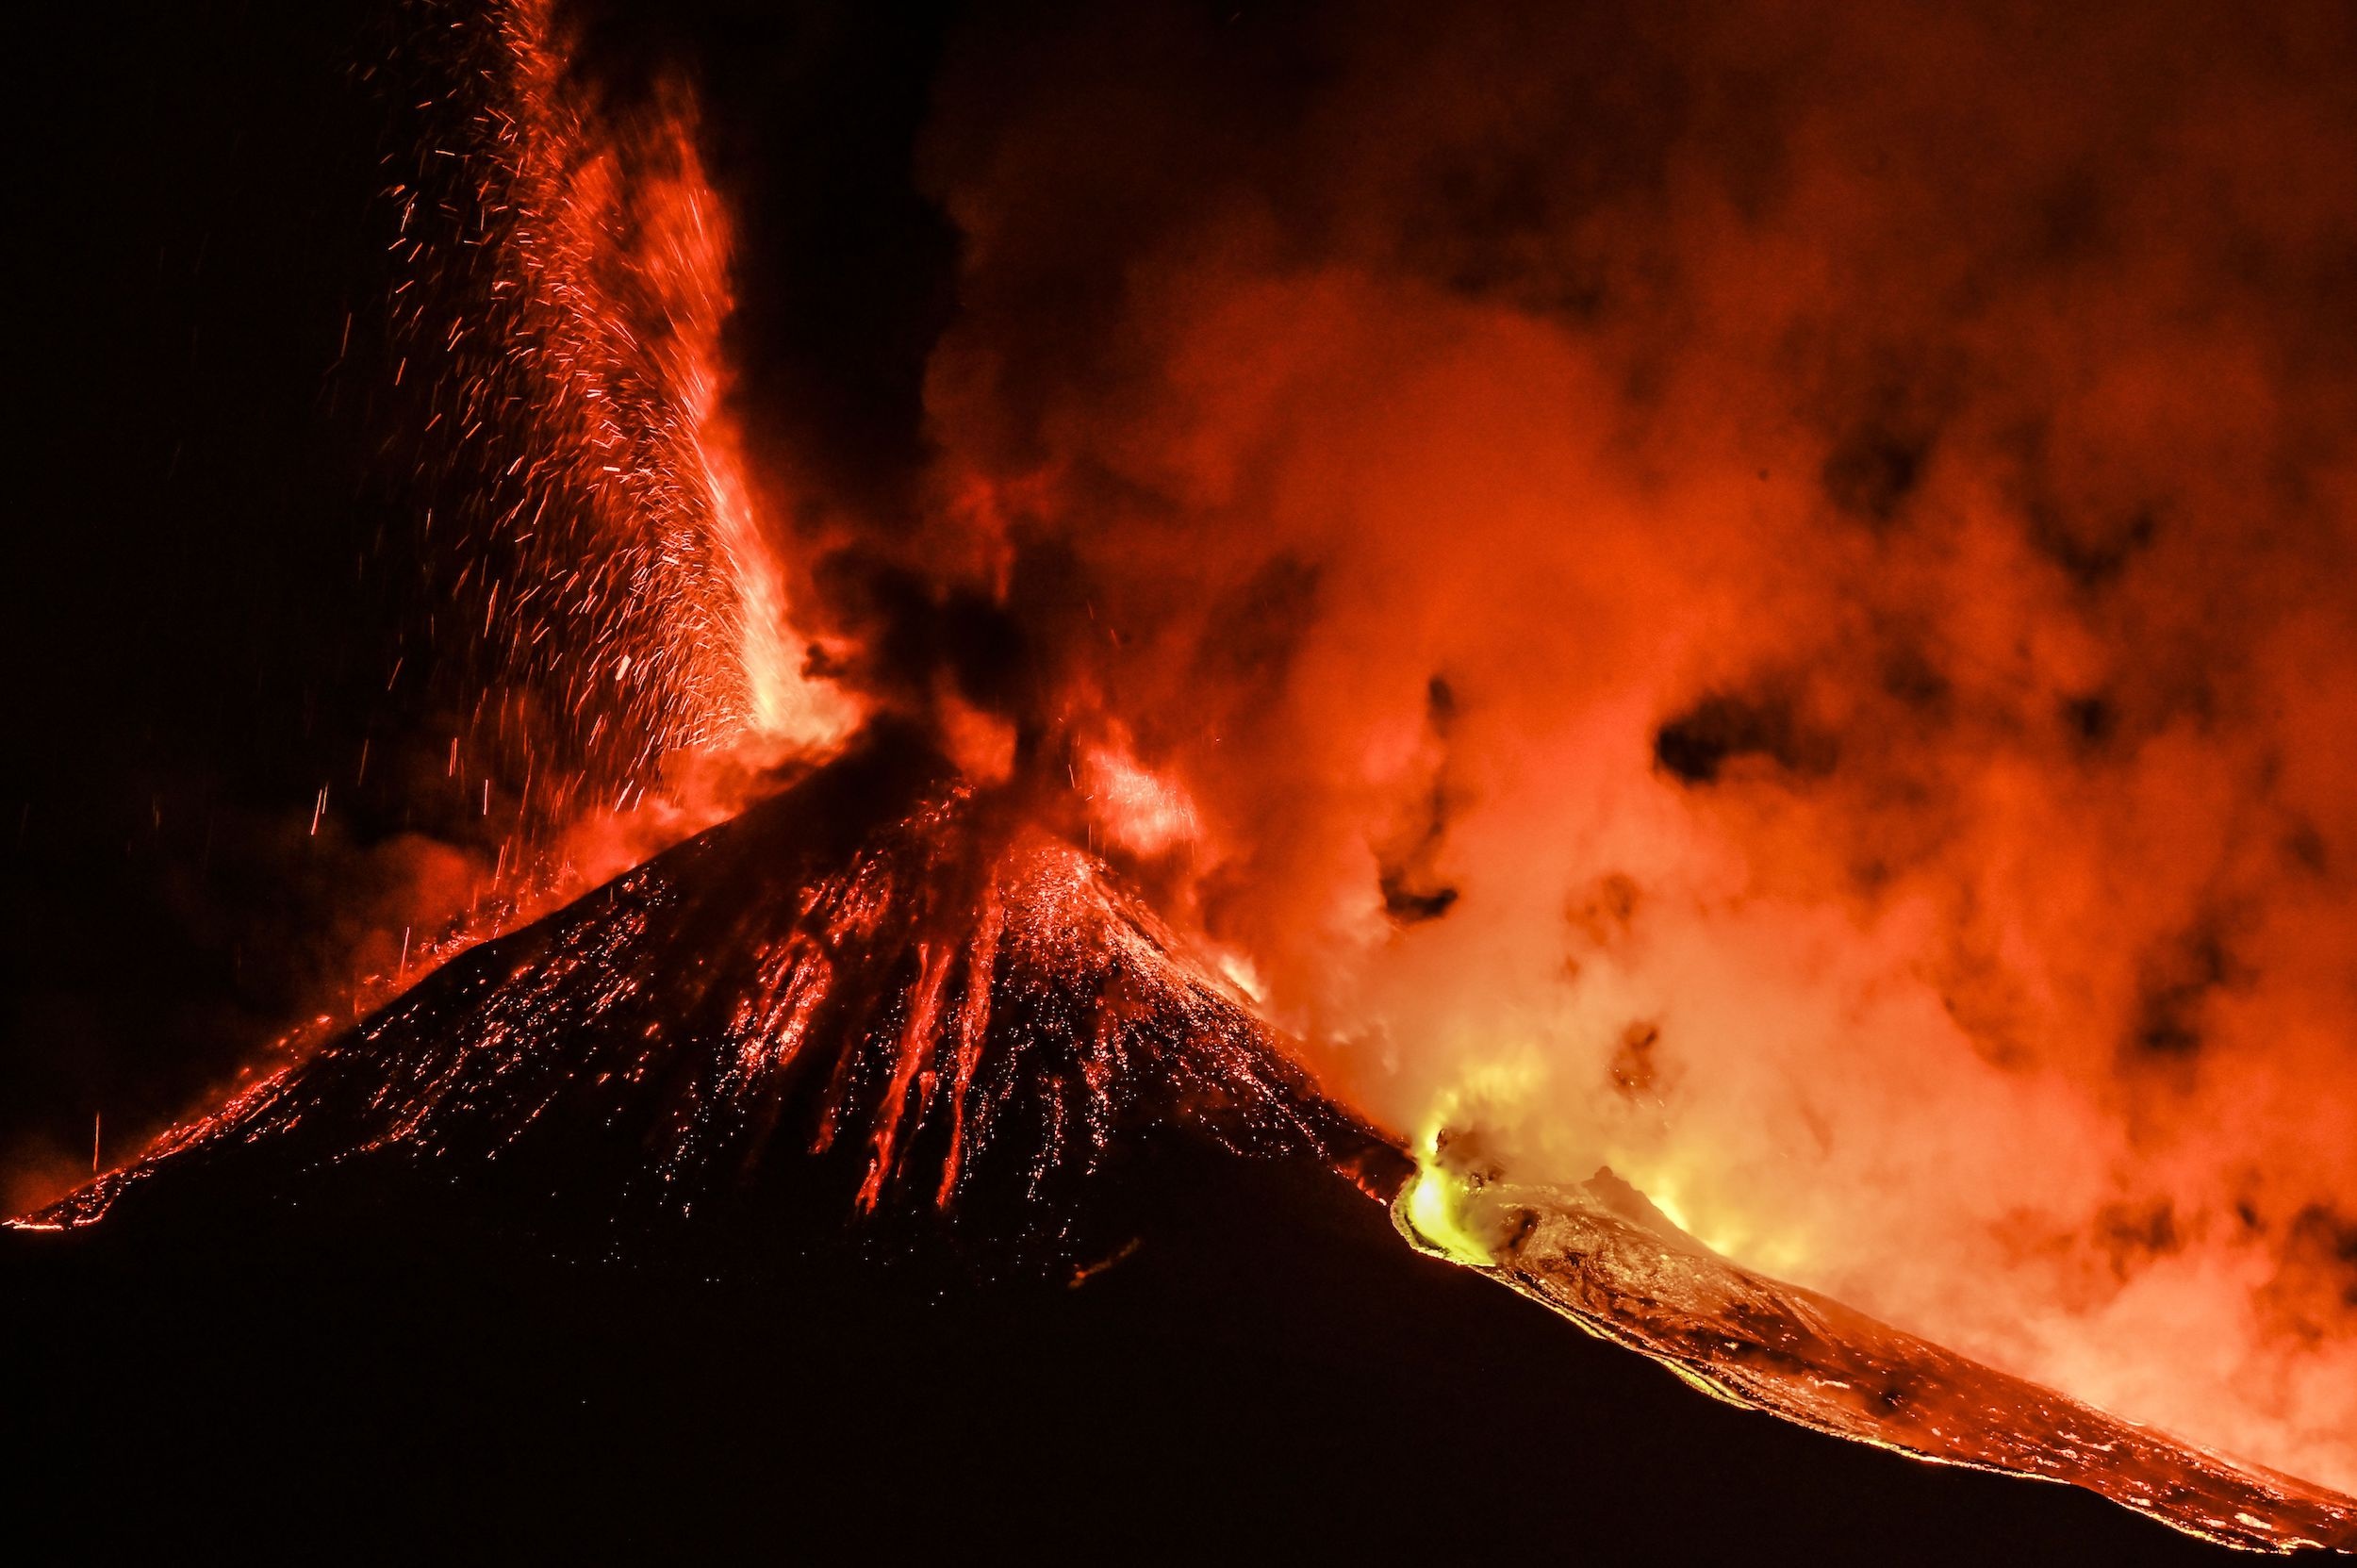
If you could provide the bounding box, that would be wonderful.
[20,730,1404,1250]
[8,734,2350,1560]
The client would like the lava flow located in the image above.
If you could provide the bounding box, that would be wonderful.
[20,0,2357,1557]
[1400,1155,2356,1553]
[18,732,2352,1553]
[22,733,1402,1249]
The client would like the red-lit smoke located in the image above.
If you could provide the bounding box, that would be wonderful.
[813,0,2357,1488]
[74,0,2349,1494]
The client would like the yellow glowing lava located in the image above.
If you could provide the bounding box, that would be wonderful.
[1402,1125,1496,1266]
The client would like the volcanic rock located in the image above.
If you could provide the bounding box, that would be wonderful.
[8,732,2342,1561]
[26,729,1403,1259]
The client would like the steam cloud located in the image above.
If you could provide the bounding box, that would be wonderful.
[777,0,2357,1486]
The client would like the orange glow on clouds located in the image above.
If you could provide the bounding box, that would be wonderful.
[899,0,2357,1490]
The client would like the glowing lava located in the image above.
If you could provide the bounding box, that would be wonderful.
[25,736,1399,1243]
[19,735,2351,1552]
[1396,1160,2355,1555]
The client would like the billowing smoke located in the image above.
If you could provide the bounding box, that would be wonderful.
[773,0,2357,1486]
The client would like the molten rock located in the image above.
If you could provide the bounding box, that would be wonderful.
[29,732,1402,1252]
[17,734,2352,1556]
[1399,1161,2357,1554]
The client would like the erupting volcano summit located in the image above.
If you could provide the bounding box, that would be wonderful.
[26,733,1404,1245]
[17,734,2352,1555]
[17,0,2357,1556]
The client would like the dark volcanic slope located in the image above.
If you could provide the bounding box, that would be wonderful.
[0,735,2308,1562]
[25,734,1401,1251]
[8,1128,2246,1564]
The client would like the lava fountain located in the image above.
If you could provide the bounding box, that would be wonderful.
[14,0,2357,1557]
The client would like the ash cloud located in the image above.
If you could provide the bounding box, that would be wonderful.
[783,0,2357,1486]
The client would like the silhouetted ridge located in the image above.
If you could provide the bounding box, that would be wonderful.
[34,730,1406,1249]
